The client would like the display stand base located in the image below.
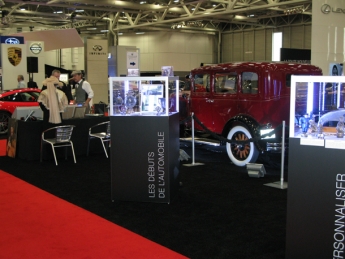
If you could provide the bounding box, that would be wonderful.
[264,181,288,189]
[110,114,180,203]
[183,162,205,167]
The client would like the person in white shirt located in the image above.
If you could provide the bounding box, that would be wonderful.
[71,70,94,113]
[17,75,26,88]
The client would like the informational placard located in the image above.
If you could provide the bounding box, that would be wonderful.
[127,69,140,76]
[300,137,324,146]
[325,139,345,149]
[161,66,174,76]
[127,51,138,69]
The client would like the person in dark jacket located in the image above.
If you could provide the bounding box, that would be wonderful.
[42,70,73,103]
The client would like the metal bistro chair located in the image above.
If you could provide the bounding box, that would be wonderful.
[40,125,76,166]
[87,121,111,158]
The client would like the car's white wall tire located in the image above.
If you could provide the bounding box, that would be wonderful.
[226,124,259,166]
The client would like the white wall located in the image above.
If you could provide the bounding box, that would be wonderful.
[45,47,84,71]
[119,31,216,72]
[312,0,345,75]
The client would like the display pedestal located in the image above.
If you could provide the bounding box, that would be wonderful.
[110,113,180,203]
[286,137,345,258]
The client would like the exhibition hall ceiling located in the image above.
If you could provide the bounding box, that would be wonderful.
[0,0,312,35]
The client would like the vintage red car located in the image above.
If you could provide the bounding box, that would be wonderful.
[181,62,322,166]
[0,88,41,134]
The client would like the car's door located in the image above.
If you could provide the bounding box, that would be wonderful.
[237,71,263,121]
[190,73,215,131]
[211,72,239,134]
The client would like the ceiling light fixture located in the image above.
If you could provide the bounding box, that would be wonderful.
[284,5,305,15]
[186,21,203,27]
[47,0,60,4]
[171,22,185,29]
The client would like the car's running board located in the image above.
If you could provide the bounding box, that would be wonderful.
[180,137,221,146]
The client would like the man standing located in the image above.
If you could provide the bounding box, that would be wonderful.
[71,70,94,113]
[17,75,26,88]
[50,69,73,102]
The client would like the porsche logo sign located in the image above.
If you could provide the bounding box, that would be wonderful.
[8,47,22,66]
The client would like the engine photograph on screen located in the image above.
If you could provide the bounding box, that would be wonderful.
[141,84,163,112]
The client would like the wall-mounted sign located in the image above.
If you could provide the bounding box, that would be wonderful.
[92,45,103,51]
[321,4,345,14]
[29,43,42,54]
[280,48,311,64]
[0,36,24,44]
[7,47,22,66]
[88,43,107,56]
[127,51,138,69]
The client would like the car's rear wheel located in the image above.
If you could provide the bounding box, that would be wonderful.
[0,111,11,135]
[226,124,259,166]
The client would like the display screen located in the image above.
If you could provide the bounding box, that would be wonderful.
[290,75,345,141]
[12,106,43,120]
[59,74,69,83]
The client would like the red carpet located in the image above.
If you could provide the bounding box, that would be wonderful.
[0,170,188,259]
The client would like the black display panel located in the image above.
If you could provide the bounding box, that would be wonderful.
[280,48,311,64]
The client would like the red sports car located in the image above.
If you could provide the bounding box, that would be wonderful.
[0,88,41,134]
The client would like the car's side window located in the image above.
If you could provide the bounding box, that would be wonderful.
[215,74,237,94]
[12,93,24,102]
[241,72,258,94]
[0,94,19,101]
[21,93,33,102]
[193,74,210,92]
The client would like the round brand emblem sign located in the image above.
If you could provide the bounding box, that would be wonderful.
[92,45,103,51]
[321,4,331,14]
[5,38,20,44]
[30,43,42,54]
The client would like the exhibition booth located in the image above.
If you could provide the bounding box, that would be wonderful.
[1,31,113,161]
